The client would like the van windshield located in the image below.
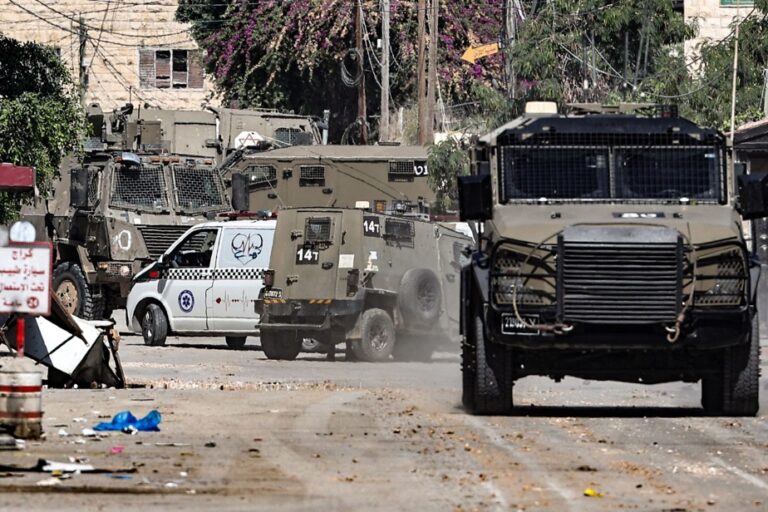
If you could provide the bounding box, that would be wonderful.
[499,144,724,203]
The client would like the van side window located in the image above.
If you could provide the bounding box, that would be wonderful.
[168,229,218,268]
[384,218,414,247]
[299,166,325,187]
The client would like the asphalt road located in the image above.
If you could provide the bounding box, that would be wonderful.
[1,319,766,511]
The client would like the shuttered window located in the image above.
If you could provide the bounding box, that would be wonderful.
[138,48,204,89]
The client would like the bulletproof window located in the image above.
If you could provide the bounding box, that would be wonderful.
[87,168,101,207]
[139,49,204,89]
[172,166,227,212]
[110,164,168,211]
[275,128,314,146]
[168,228,218,269]
[299,165,325,187]
[388,160,415,182]
[304,217,332,243]
[244,165,277,190]
[384,218,414,247]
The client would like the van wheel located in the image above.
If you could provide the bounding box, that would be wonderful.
[53,262,103,319]
[261,332,301,360]
[225,336,247,350]
[702,313,760,416]
[463,305,513,415]
[141,303,168,347]
[398,269,442,328]
[353,308,396,362]
[392,335,434,362]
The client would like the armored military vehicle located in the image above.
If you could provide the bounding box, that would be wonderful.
[220,145,434,213]
[458,102,763,416]
[256,206,473,361]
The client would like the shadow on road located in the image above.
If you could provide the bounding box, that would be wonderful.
[506,405,706,418]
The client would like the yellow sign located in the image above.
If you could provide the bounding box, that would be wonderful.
[461,43,500,64]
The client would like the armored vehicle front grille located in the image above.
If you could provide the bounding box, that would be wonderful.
[388,160,415,182]
[172,166,227,212]
[110,165,168,210]
[560,240,681,324]
[138,225,192,259]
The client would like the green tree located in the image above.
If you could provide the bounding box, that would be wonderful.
[0,35,83,224]
[427,137,470,212]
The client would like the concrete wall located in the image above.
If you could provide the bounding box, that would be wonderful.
[0,0,216,110]
[685,0,753,59]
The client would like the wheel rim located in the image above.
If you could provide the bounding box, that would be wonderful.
[368,320,389,352]
[56,279,79,315]
[142,310,154,340]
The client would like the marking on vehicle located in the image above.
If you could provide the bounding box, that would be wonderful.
[178,290,195,313]
[363,216,381,237]
[501,313,540,335]
[231,232,264,264]
[339,254,354,268]
[112,230,132,252]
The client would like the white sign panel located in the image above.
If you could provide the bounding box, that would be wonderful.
[0,244,52,315]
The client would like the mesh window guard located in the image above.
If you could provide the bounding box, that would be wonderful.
[388,160,416,182]
[299,166,325,187]
[245,165,277,190]
[173,166,226,212]
[305,217,332,242]
[111,165,168,210]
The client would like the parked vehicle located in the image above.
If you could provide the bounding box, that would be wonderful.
[256,206,473,361]
[127,218,276,348]
[458,102,762,416]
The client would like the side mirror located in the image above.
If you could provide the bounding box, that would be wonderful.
[458,173,492,221]
[70,168,89,209]
[231,173,250,212]
[737,172,768,220]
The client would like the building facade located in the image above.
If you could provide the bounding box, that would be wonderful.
[0,0,215,110]
[684,0,753,56]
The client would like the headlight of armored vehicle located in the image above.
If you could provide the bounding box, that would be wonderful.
[492,243,556,306]
[692,246,746,307]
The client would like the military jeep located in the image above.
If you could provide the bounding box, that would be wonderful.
[257,206,473,361]
[459,103,763,416]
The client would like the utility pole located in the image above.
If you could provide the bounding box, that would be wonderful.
[503,0,516,98]
[380,0,390,142]
[355,0,368,144]
[78,16,88,107]
[416,0,428,145]
[426,0,438,139]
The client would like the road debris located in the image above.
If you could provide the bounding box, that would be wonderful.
[94,410,161,432]
[583,487,604,498]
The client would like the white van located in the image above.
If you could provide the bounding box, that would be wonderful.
[126,219,276,349]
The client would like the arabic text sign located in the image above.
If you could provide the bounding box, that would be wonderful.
[0,244,52,315]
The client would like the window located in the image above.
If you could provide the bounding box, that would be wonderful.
[110,165,168,211]
[304,217,332,242]
[299,166,325,187]
[139,49,204,89]
[388,160,415,182]
[384,218,414,247]
[275,128,314,146]
[168,229,218,268]
[245,165,277,190]
[172,166,227,212]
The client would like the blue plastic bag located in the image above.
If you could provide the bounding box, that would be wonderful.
[94,410,162,432]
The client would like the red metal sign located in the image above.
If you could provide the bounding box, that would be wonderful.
[0,164,35,190]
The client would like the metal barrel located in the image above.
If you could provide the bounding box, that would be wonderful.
[0,371,43,439]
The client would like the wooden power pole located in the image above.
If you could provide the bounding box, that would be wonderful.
[355,0,368,144]
[416,0,428,145]
[503,0,516,98]
[426,0,438,140]
[380,0,390,142]
[78,16,88,107]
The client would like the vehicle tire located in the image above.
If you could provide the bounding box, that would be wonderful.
[397,269,442,328]
[225,336,247,350]
[261,332,301,361]
[141,303,168,347]
[702,313,760,416]
[392,334,435,362]
[53,262,103,319]
[352,308,396,362]
[462,305,513,415]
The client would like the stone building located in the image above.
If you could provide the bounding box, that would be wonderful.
[0,0,215,110]
[684,0,754,58]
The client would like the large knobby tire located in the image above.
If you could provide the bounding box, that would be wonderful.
[225,336,247,350]
[462,306,514,415]
[53,262,103,319]
[397,269,442,328]
[141,303,168,347]
[261,332,301,360]
[392,334,435,362]
[353,308,396,362]
[702,313,760,416]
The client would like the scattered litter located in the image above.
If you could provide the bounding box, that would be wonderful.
[72,417,87,423]
[0,435,25,450]
[110,446,125,455]
[68,456,89,464]
[0,472,24,479]
[576,465,598,472]
[58,429,69,437]
[74,438,87,445]
[179,471,188,477]
[204,442,216,448]
[43,460,96,473]
[0,459,137,475]
[94,410,161,433]
[36,477,62,487]
[155,442,190,447]
[583,487,604,498]
[165,482,179,488]
[109,474,133,480]
[81,428,97,437]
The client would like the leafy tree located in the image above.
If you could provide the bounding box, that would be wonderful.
[0,35,83,224]
[427,137,470,212]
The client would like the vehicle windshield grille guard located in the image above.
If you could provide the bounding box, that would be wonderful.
[304,217,333,243]
[172,166,228,213]
[110,164,169,211]
[498,132,726,204]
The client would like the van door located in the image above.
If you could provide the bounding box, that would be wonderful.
[282,211,345,300]
[208,223,275,331]
[162,227,219,332]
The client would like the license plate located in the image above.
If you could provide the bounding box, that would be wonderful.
[501,313,540,335]
[264,288,282,299]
